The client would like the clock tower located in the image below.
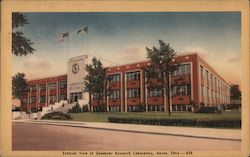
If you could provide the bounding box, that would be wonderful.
[67,55,90,106]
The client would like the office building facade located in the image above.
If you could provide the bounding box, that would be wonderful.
[21,53,230,112]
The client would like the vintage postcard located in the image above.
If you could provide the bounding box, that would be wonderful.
[1,0,249,157]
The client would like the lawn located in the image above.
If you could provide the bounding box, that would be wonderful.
[69,110,241,123]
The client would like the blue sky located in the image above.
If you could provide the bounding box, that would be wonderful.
[12,12,241,85]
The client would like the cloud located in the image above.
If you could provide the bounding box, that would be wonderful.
[23,56,52,69]
[114,45,147,64]
[180,46,241,85]
[226,55,241,63]
[180,46,210,58]
[19,56,65,80]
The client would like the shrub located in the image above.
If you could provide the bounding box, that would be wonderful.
[82,105,89,112]
[198,106,220,114]
[12,107,21,111]
[108,117,241,128]
[69,103,82,113]
[41,111,72,120]
[94,104,107,112]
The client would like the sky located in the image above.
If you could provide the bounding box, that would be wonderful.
[12,12,241,85]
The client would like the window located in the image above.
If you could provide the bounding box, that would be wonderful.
[206,70,209,81]
[31,97,36,103]
[60,94,67,100]
[148,105,164,112]
[126,71,140,82]
[147,88,162,97]
[49,95,57,103]
[210,74,213,88]
[201,85,205,96]
[40,96,46,103]
[93,93,101,100]
[109,106,120,112]
[48,82,57,90]
[110,90,120,99]
[127,105,142,112]
[108,74,120,83]
[39,84,46,91]
[173,64,190,76]
[60,81,67,89]
[127,88,140,98]
[30,85,37,92]
[172,85,190,96]
[23,98,28,104]
[207,88,210,98]
[200,65,204,78]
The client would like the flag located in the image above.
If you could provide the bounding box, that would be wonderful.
[77,26,88,35]
[58,32,69,42]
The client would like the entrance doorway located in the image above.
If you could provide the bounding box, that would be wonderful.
[70,92,82,103]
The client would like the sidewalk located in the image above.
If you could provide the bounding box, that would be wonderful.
[13,119,241,141]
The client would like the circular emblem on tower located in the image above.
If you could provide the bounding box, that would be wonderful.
[72,63,80,74]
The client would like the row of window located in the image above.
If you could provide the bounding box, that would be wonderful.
[147,88,162,97]
[127,105,141,112]
[147,105,164,112]
[127,88,140,98]
[173,64,190,76]
[108,64,191,83]
[104,85,191,100]
[172,85,191,96]
[109,106,120,112]
[172,104,192,112]
[126,71,140,82]
[110,90,120,99]
[29,81,67,92]
[201,85,228,98]
[200,65,228,92]
[23,94,67,104]
[108,74,120,83]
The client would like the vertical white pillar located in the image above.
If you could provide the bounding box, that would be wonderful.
[120,72,123,112]
[140,69,143,104]
[164,85,167,112]
[56,81,59,102]
[107,81,109,112]
[36,84,39,110]
[124,72,127,112]
[47,83,50,105]
[169,74,172,112]
[145,76,148,112]
[29,87,32,113]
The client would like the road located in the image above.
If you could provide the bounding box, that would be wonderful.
[12,123,240,151]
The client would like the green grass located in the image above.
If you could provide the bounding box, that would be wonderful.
[69,111,241,123]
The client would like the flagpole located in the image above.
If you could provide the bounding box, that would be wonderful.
[67,33,69,60]
[86,29,89,56]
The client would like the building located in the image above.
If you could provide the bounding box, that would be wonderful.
[67,55,89,104]
[21,53,230,113]
[21,75,67,112]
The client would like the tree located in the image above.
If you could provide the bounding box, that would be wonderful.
[12,12,35,56]
[146,40,178,116]
[12,73,28,112]
[84,57,110,112]
[230,84,241,99]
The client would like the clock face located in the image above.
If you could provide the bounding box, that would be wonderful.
[72,64,80,74]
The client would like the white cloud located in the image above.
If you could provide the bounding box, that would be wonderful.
[180,46,210,58]
[180,46,241,85]
[114,45,147,64]
[23,56,52,69]
[226,54,241,63]
[16,56,66,80]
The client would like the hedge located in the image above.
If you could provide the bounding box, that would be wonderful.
[108,117,241,128]
[42,111,72,120]
[197,106,221,114]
